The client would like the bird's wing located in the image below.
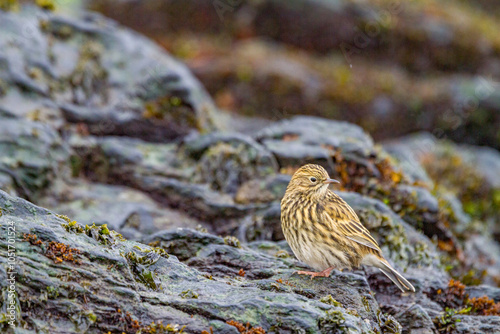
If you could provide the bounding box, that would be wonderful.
[322,193,381,253]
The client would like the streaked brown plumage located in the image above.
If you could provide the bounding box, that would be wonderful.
[281,164,415,293]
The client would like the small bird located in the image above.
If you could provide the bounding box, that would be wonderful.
[281,164,415,293]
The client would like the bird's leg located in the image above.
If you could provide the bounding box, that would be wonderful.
[296,267,335,279]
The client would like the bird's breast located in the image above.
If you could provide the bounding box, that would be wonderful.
[281,196,353,270]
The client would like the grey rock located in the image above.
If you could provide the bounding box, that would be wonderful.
[1,190,396,333]
[0,172,15,196]
[69,134,276,229]
[462,145,500,188]
[235,173,291,205]
[39,181,207,240]
[69,135,192,182]
[0,117,69,199]
[0,6,221,142]
[463,235,500,288]
[467,285,500,303]
[383,141,434,186]
[184,132,279,194]
[393,185,455,242]
[138,176,262,222]
[255,116,375,167]
[391,304,437,334]
[454,315,500,334]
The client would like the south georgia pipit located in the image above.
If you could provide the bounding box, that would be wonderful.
[281,164,415,293]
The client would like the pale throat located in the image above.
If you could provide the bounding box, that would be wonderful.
[305,185,329,200]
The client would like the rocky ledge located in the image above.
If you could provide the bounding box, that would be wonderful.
[0,5,499,334]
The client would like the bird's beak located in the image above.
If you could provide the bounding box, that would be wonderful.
[324,178,340,184]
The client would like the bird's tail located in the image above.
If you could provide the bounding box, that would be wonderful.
[375,259,415,293]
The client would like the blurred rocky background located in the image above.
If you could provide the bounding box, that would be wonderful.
[0,1,499,333]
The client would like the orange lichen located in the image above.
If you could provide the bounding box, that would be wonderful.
[122,311,141,331]
[46,241,81,264]
[23,233,81,264]
[433,279,468,309]
[111,309,185,333]
[437,240,455,252]
[143,321,186,333]
[282,134,299,141]
[467,296,500,316]
[448,279,466,300]
[238,268,246,277]
[201,327,214,334]
[434,279,500,316]
[375,158,404,184]
[227,320,266,334]
[23,233,43,246]
[275,278,296,287]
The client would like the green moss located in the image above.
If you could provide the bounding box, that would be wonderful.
[85,223,124,245]
[319,295,342,308]
[456,269,487,287]
[36,0,56,11]
[85,310,97,323]
[318,309,347,332]
[422,146,497,232]
[123,246,169,291]
[274,250,290,258]
[125,247,168,266]
[346,309,359,317]
[357,209,410,265]
[377,310,402,334]
[67,40,108,102]
[410,241,433,267]
[61,216,127,247]
[125,251,161,290]
[45,286,59,299]
[63,220,84,233]
[361,296,372,313]
[179,289,199,299]
[0,0,18,11]
[144,322,186,333]
[137,269,161,291]
[434,307,469,333]
[100,224,110,235]
[223,236,241,248]
[142,94,197,128]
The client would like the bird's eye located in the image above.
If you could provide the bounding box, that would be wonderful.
[310,177,317,183]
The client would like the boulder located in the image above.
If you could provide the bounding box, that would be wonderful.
[0,6,221,142]
[2,190,399,333]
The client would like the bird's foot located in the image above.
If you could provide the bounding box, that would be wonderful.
[296,267,335,279]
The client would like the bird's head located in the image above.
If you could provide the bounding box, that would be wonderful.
[286,164,340,197]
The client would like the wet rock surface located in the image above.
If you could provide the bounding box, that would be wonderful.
[89,0,500,150]
[2,190,397,334]
[0,5,220,142]
[0,4,499,334]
